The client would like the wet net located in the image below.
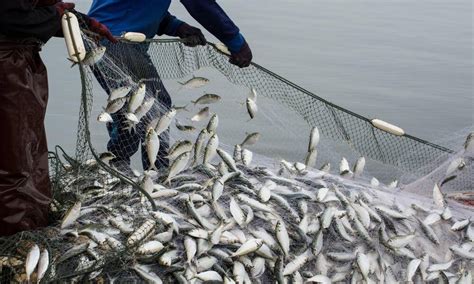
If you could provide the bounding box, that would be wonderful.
[0,14,472,283]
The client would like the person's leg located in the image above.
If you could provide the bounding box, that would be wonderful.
[0,43,51,236]
[91,42,172,171]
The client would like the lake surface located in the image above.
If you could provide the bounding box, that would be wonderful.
[42,0,473,174]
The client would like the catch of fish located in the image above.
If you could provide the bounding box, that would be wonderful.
[5,49,474,282]
[7,113,473,282]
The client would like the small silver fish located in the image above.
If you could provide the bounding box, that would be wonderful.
[246,98,258,120]
[97,111,113,123]
[206,114,219,134]
[204,134,219,165]
[192,93,221,105]
[134,97,155,121]
[105,97,127,114]
[191,107,210,122]
[128,83,146,114]
[241,132,261,147]
[175,120,196,132]
[156,108,177,135]
[168,140,193,160]
[108,85,132,101]
[308,127,320,152]
[82,46,106,66]
[145,128,160,170]
[178,76,209,89]
[61,201,82,229]
[304,149,318,168]
[25,244,40,282]
[353,157,365,178]
[165,151,191,184]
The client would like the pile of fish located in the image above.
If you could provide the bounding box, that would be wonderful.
[7,121,474,283]
[4,45,473,282]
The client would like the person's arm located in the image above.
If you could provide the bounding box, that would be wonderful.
[179,0,252,67]
[0,0,61,43]
[157,12,184,36]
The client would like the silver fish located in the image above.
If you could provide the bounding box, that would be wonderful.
[192,93,221,105]
[241,132,261,147]
[25,244,40,282]
[108,85,132,101]
[135,97,155,121]
[204,134,219,165]
[191,107,210,122]
[128,82,146,114]
[308,126,320,152]
[155,108,177,135]
[61,201,81,229]
[305,149,318,168]
[175,119,196,132]
[241,148,253,166]
[165,151,191,184]
[145,128,160,170]
[353,157,365,178]
[246,98,258,120]
[193,129,209,166]
[105,97,127,114]
[82,46,106,66]
[178,76,209,89]
[97,111,113,123]
[206,114,219,134]
[167,140,193,160]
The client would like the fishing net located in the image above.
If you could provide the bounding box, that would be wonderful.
[0,13,472,283]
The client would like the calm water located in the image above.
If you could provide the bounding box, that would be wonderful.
[43,0,473,164]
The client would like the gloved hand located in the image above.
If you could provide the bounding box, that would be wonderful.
[176,23,207,47]
[82,16,118,43]
[55,2,75,16]
[229,40,252,68]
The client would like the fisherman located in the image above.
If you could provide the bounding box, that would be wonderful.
[0,0,115,236]
[88,0,253,173]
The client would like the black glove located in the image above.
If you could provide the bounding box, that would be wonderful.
[229,40,252,68]
[176,23,207,47]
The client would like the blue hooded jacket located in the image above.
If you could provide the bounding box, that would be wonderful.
[88,0,245,53]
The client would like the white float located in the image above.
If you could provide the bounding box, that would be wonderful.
[215,42,231,55]
[371,119,405,136]
[61,12,86,63]
[123,32,146,43]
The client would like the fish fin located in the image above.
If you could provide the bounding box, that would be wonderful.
[340,170,350,176]
[440,175,457,187]
[67,58,77,68]
[191,100,197,105]
[177,80,185,85]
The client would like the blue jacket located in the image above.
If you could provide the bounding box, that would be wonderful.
[88,0,245,53]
